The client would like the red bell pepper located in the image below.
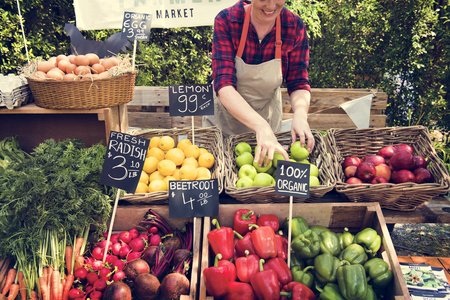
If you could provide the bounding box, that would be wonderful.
[275,231,289,261]
[233,237,239,262]
[222,281,255,300]
[235,250,260,283]
[218,259,237,282]
[256,214,279,232]
[280,281,316,300]
[249,224,277,260]
[203,253,230,298]
[262,257,293,287]
[234,231,257,257]
[234,209,257,236]
[250,259,281,300]
[207,219,234,261]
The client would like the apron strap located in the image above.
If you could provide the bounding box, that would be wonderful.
[237,5,282,60]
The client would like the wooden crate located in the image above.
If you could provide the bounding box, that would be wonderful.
[199,203,410,300]
[128,87,388,130]
[112,205,202,300]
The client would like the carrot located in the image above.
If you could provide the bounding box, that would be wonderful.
[51,270,60,300]
[65,246,73,275]
[74,238,84,257]
[58,281,63,300]
[1,268,16,296]
[61,274,73,300]
[6,283,19,300]
[30,291,38,300]
[17,271,26,300]
[38,276,49,300]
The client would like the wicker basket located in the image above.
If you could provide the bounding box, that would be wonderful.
[224,130,336,203]
[27,72,136,109]
[120,126,225,205]
[326,126,450,211]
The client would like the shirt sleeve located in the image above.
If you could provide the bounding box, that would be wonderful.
[211,11,238,94]
[285,17,310,95]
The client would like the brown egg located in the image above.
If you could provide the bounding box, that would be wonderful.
[56,54,69,64]
[65,63,77,75]
[97,71,110,79]
[91,63,105,74]
[37,61,55,73]
[58,60,71,73]
[110,57,119,67]
[80,75,95,81]
[101,58,114,70]
[85,53,100,66]
[33,71,47,80]
[74,55,90,66]
[48,57,57,67]
[49,67,65,75]
[68,55,76,64]
[75,66,91,76]
[46,70,63,80]
[63,74,76,81]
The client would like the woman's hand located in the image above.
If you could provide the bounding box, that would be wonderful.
[291,111,315,152]
[254,123,290,167]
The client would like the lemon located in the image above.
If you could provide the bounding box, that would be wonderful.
[157,159,176,176]
[149,136,161,149]
[149,179,167,192]
[135,182,149,193]
[182,157,199,169]
[163,176,177,189]
[196,167,211,180]
[159,136,175,151]
[149,171,165,182]
[139,171,149,184]
[165,148,185,166]
[179,165,198,180]
[172,168,181,180]
[198,152,215,169]
[183,144,200,159]
[148,147,165,161]
[199,148,209,156]
[143,156,159,174]
[176,139,192,151]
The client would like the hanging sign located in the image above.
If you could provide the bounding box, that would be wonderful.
[121,11,152,41]
[100,131,149,193]
[169,179,219,218]
[169,84,214,116]
[275,160,310,198]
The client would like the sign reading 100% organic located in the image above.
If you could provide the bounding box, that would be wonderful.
[275,160,310,198]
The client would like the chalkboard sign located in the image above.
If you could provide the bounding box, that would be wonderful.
[100,131,149,193]
[121,12,152,41]
[169,84,214,116]
[169,179,219,218]
[275,160,310,198]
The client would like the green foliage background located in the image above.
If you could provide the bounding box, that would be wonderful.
[1,0,449,130]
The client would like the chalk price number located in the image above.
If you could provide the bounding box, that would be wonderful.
[278,164,309,179]
[169,84,214,117]
[122,12,152,41]
[107,154,141,181]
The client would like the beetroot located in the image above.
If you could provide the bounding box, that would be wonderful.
[134,273,161,300]
[160,273,190,300]
[141,245,158,268]
[162,236,182,252]
[140,209,181,252]
[103,281,132,300]
[123,259,150,282]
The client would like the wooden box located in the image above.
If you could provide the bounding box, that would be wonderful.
[112,205,202,300]
[199,203,410,300]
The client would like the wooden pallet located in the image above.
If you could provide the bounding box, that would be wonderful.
[127,87,388,130]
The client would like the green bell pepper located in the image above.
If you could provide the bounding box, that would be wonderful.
[310,225,331,236]
[319,231,341,256]
[285,216,309,237]
[291,229,321,259]
[364,258,393,288]
[316,283,345,300]
[353,228,381,257]
[363,285,378,300]
[290,251,306,269]
[338,227,355,251]
[314,252,340,284]
[338,244,368,265]
[337,261,368,300]
[291,265,315,289]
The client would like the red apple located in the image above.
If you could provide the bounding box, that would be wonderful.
[371,176,390,184]
[346,177,363,185]
[344,165,358,179]
[389,150,415,171]
[356,162,377,182]
[413,168,434,184]
[413,155,427,170]
[375,163,392,181]
[342,156,361,169]
[391,169,416,183]
[363,155,386,166]
[377,145,397,160]
[393,144,414,154]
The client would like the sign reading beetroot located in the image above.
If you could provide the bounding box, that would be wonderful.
[275,160,310,198]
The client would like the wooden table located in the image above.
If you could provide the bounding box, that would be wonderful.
[398,256,450,284]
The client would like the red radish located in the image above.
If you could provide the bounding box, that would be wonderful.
[74,267,88,280]
[149,234,162,246]
[112,242,122,256]
[148,226,159,234]
[129,228,140,239]
[99,267,113,280]
[105,254,119,264]
[127,251,143,262]
[139,233,149,241]
[85,256,94,265]
[90,291,103,299]
[96,240,112,250]
[85,285,94,294]
[123,259,151,282]
[91,259,103,271]
[86,271,99,285]
[103,281,132,300]
[119,244,132,258]
[113,270,126,281]
[93,278,108,291]
[112,259,126,271]
[91,246,105,260]
[119,231,132,244]
[129,238,146,252]
[68,288,85,299]
[110,233,120,244]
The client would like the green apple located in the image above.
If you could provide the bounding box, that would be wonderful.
[310,163,319,177]
[272,152,285,167]
[272,168,278,179]
[236,152,254,168]
[236,177,253,188]
[235,142,252,156]
[290,141,310,161]
[310,176,320,186]
[253,160,273,173]
[253,173,276,187]
[289,159,296,162]
[266,166,275,175]
[297,159,310,164]
[238,164,258,180]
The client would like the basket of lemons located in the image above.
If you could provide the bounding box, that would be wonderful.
[120,126,225,204]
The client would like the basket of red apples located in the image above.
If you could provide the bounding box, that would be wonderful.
[326,126,450,211]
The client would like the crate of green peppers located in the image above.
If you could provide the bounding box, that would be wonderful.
[199,202,410,300]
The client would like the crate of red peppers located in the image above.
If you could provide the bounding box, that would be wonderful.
[71,206,201,300]
[199,203,410,300]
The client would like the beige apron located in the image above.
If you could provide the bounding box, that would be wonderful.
[203,4,283,137]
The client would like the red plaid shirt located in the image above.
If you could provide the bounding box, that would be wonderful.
[212,0,310,95]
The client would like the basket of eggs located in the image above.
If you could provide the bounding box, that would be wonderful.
[21,53,136,110]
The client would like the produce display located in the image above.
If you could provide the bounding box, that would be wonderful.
[343,143,434,184]
[234,141,320,188]
[135,136,216,193]
[203,209,394,300]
